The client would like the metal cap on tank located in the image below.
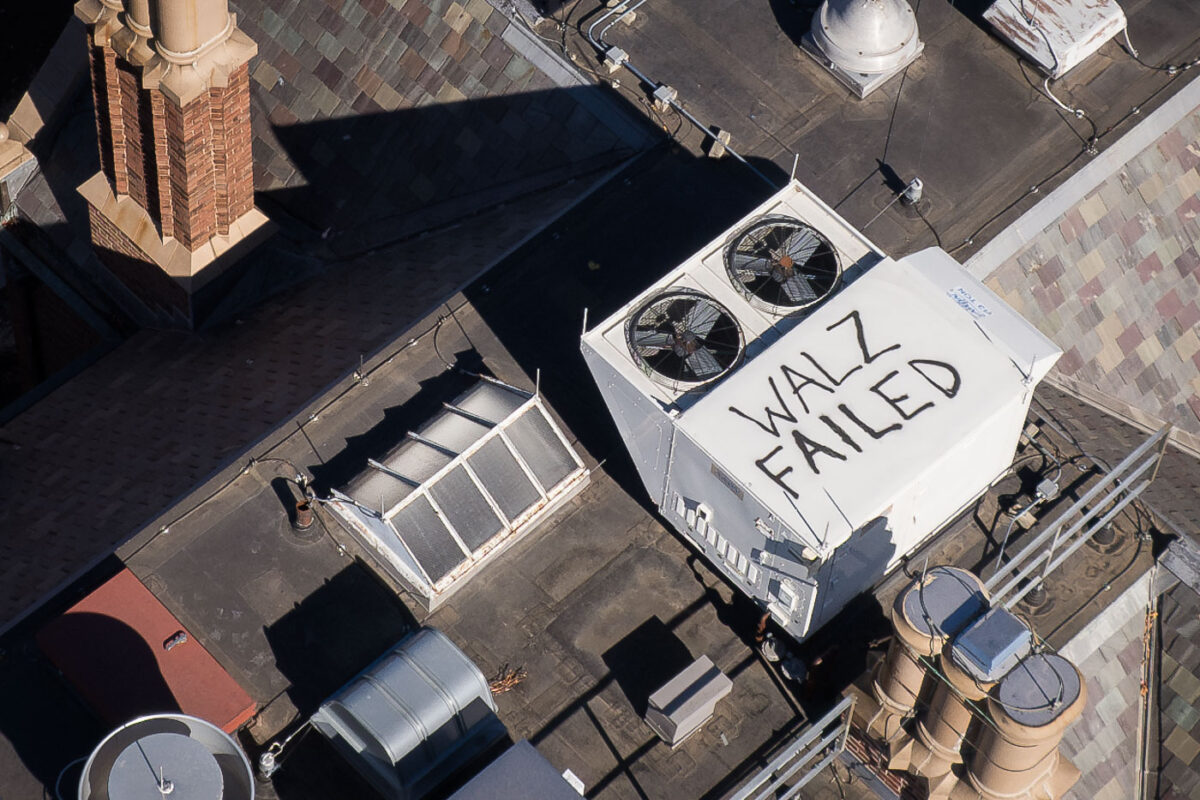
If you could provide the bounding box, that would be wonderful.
[811,0,922,75]
[894,565,988,656]
[79,714,254,800]
[992,652,1085,732]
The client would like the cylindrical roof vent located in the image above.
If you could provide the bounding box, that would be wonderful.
[811,0,921,75]
[79,714,254,800]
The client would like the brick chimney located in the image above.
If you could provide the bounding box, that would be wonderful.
[75,0,271,325]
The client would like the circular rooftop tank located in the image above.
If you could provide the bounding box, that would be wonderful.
[900,566,988,640]
[995,653,1083,728]
[811,0,921,75]
[80,714,254,800]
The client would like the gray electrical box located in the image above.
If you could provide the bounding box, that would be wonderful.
[644,656,732,748]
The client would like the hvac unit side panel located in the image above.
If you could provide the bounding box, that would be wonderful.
[662,429,821,639]
[664,430,767,562]
[581,341,673,506]
[886,388,1033,561]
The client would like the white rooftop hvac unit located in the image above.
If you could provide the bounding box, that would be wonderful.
[581,181,1060,642]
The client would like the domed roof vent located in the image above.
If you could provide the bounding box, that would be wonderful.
[801,0,924,98]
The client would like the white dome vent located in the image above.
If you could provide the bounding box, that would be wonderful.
[802,0,924,98]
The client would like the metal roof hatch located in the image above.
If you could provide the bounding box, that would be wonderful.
[311,627,506,800]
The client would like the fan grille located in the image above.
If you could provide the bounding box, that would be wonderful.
[725,216,841,313]
[626,290,744,389]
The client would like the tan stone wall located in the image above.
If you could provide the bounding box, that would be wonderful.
[86,200,188,316]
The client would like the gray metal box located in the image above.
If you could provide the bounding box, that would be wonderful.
[644,656,732,747]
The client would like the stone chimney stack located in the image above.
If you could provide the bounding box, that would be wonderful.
[75,0,271,325]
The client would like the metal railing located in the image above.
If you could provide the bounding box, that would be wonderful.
[985,425,1171,608]
[728,695,855,800]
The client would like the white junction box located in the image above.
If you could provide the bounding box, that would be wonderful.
[581,181,1060,642]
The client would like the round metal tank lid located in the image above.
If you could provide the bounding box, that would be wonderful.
[902,566,987,639]
[108,732,224,799]
[996,653,1081,728]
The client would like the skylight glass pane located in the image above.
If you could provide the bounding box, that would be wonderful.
[345,469,413,511]
[384,439,452,484]
[388,495,466,583]
[418,412,491,453]
[453,382,526,424]
[466,438,540,522]
[504,407,578,491]
[428,467,505,551]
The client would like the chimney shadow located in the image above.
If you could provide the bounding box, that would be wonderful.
[259,86,642,257]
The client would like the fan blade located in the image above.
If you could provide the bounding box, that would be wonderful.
[731,251,773,276]
[683,302,721,338]
[634,330,672,351]
[780,275,818,303]
[686,347,723,379]
[783,229,822,267]
[763,226,790,252]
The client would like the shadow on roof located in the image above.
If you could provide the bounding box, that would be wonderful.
[259,87,639,258]
[264,561,419,718]
[306,349,488,496]
[460,144,787,501]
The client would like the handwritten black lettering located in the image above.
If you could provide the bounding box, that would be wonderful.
[802,350,862,386]
[729,377,797,437]
[793,429,845,474]
[780,365,833,413]
[819,414,862,453]
[909,359,961,398]
[756,445,799,498]
[838,402,902,440]
[870,370,933,420]
[827,309,901,364]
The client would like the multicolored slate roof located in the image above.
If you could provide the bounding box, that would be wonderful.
[968,78,1200,456]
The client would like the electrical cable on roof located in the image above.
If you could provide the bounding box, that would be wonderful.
[55,757,87,800]
[1120,26,1200,75]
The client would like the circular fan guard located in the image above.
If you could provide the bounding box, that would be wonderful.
[626,290,744,389]
[724,216,841,313]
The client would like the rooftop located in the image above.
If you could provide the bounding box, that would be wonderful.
[2,0,1200,798]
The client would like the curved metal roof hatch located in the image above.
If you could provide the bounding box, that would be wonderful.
[311,627,505,800]
[802,0,925,98]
